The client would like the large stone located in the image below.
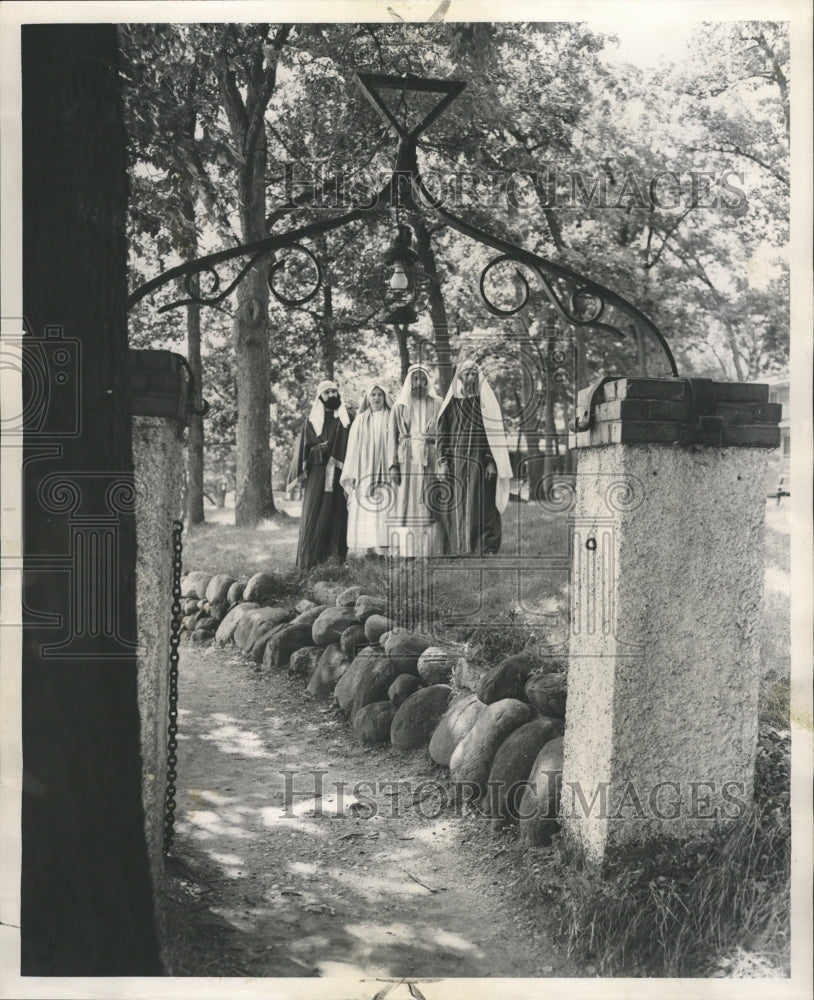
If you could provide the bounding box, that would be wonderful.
[312,606,359,647]
[306,644,350,698]
[364,614,394,645]
[247,606,294,649]
[196,616,218,632]
[234,607,268,648]
[478,653,537,705]
[525,672,568,719]
[519,737,564,847]
[181,571,211,600]
[353,701,396,746]
[384,630,432,675]
[453,655,492,693]
[208,600,227,623]
[294,598,317,615]
[334,647,383,713]
[289,645,322,678]
[250,621,288,663]
[449,699,535,795]
[235,606,292,653]
[205,574,236,606]
[263,622,315,670]
[215,601,259,645]
[485,717,565,825]
[291,603,329,627]
[388,673,422,708]
[336,585,364,608]
[226,580,245,606]
[190,628,214,646]
[182,598,199,615]
[312,580,343,605]
[354,594,387,622]
[351,657,402,720]
[340,623,369,659]
[429,693,487,767]
[417,646,458,686]
[391,685,452,751]
[243,572,278,604]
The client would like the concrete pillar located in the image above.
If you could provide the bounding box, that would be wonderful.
[561,377,781,865]
[130,351,189,935]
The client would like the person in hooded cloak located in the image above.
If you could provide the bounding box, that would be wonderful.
[288,379,353,570]
[387,365,444,542]
[436,359,512,555]
[340,381,395,557]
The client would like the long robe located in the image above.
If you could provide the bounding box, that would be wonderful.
[341,407,392,551]
[387,394,442,528]
[289,407,352,570]
[437,395,502,555]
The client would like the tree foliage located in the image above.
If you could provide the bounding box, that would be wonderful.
[122,19,790,512]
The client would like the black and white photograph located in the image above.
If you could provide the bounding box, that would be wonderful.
[0,1,811,997]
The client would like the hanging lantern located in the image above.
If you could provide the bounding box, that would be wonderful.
[363,224,428,325]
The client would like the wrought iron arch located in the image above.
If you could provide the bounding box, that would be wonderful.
[128,72,678,383]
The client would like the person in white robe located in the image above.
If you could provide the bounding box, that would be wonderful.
[340,381,395,557]
[387,364,444,554]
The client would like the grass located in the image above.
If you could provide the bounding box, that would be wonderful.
[550,801,790,977]
[182,496,570,660]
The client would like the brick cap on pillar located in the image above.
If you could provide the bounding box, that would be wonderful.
[569,377,781,450]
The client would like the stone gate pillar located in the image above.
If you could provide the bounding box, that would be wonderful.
[130,350,190,925]
[561,377,781,865]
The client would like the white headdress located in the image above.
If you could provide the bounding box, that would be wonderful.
[437,360,513,512]
[358,380,394,413]
[394,364,441,408]
[308,379,350,436]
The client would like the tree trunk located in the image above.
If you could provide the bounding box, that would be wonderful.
[233,262,275,525]
[542,340,559,482]
[233,100,276,525]
[21,24,161,975]
[185,293,205,525]
[177,138,205,526]
[413,219,453,393]
[321,283,335,380]
[513,311,543,494]
[394,323,411,381]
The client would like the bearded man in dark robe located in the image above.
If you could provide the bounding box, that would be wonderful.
[288,380,354,570]
[436,360,512,555]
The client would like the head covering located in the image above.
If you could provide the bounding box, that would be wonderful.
[358,380,394,413]
[308,379,350,436]
[340,381,393,498]
[438,360,513,512]
[394,364,441,408]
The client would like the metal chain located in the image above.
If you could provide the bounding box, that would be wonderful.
[163,518,184,856]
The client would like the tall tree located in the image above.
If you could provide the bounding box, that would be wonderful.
[214,24,292,524]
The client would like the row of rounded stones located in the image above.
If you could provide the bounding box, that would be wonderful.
[184,573,568,847]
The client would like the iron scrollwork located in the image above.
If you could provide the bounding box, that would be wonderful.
[128,70,679,380]
[156,243,324,314]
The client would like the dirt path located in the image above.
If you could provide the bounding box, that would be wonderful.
[170,643,574,979]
